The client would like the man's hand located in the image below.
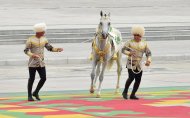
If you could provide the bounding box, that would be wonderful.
[145,60,151,66]
[129,51,136,57]
[57,48,63,52]
[32,54,40,59]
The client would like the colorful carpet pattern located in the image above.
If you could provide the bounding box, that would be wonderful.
[0,86,190,118]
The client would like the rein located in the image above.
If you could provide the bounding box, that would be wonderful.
[126,46,144,74]
[130,56,143,74]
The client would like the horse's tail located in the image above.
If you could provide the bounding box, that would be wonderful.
[107,58,114,70]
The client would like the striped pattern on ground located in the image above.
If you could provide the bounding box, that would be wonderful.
[0,86,190,118]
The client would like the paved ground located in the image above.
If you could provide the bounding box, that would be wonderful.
[1,40,190,66]
[0,60,190,93]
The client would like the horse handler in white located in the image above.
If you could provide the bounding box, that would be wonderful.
[122,25,152,100]
[24,23,63,101]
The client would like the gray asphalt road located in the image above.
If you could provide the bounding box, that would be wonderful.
[0,61,190,93]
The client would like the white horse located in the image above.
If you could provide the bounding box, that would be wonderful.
[90,11,123,98]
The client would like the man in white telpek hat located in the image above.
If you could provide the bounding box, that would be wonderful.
[24,23,63,101]
[122,25,152,100]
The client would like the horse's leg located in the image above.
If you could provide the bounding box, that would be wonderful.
[93,62,101,89]
[96,62,107,98]
[90,60,97,94]
[115,51,122,94]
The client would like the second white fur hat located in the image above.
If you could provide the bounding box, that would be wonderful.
[131,25,145,37]
[33,23,47,32]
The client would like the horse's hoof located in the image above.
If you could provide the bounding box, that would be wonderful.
[90,87,95,94]
[96,94,101,98]
[90,89,94,94]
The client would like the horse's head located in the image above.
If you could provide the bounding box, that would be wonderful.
[98,11,111,39]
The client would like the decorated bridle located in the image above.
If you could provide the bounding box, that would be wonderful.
[92,11,112,63]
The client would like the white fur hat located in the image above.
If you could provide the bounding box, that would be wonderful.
[131,25,145,37]
[33,23,47,32]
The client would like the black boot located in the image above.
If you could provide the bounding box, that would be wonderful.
[32,92,41,101]
[130,95,139,100]
[28,95,34,101]
[122,92,128,99]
